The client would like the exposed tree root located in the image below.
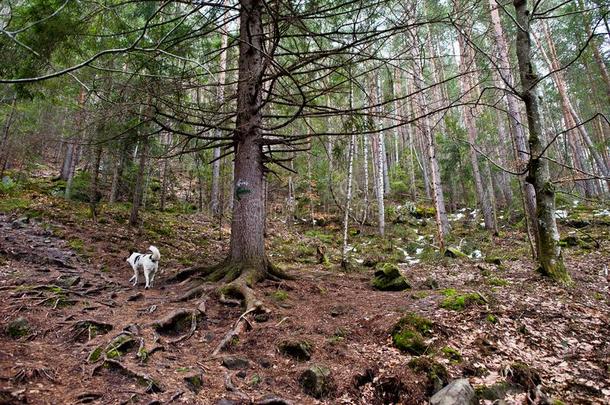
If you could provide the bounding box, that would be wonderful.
[151,309,199,343]
[92,359,163,393]
[171,258,290,356]
[223,371,250,401]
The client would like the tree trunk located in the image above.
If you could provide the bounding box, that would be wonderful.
[513,0,569,282]
[0,94,17,178]
[488,0,539,257]
[109,141,127,203]
[536,21,610,194]
[211,2,229,217]
[457,31,498,233]
[129,138,149,226]
[89,141,103,222]
[342,85,356,263]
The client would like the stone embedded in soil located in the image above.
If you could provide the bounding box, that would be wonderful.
[183,373,204,393]
[429,379,476,405]
[408,356,449,395]
[127,292,143,301]
[506,362,541,391]
[222,356,250,370]
[6,317,30,339]
[391,313,433,355]
[278,339,313,361]
[216,399,239,405]
[444,247,468,259]
[371,263,411,291]
[298,364,335,399]
[56,274,80,287]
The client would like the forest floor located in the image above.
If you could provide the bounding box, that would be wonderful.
[0,177,609,404]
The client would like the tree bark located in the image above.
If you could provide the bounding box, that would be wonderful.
[488,0,539,257]
[0,94,17,178]
[513,0,569,282]
[129,138,149,226]
[211,0,229,217]
[457,29,498,233]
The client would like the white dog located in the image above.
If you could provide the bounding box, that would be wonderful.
[126,245,161,289]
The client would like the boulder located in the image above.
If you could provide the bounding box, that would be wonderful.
[6,317,30,339]
[298,364,334,399]
[430,379,477,405]
[278,339,312,361]
[372,263,411,291]
[222,356,250,370]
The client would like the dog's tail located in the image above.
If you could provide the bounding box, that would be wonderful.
[149,245,161,261]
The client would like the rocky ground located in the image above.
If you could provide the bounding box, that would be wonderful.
[0,183,609,404]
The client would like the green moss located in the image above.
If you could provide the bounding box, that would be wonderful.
[488,277,508,287]
[444,247,468,259]
[68,238,85,253]
[88,346,104,363]
[105,334,136,359]
[304,230,334,244]
[271,289,289,302]
[6,317,30,338]
[407,356,449,395]
[441,346,462,363]
[440,289,484,311]
[486,314,498,324]
[250,374,262,386]
[278,339,313,361]
[391,313,433,355]
[372,263,411,291]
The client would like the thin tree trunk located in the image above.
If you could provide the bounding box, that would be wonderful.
[362,134,370,224]
[129,138,149,226]
[0,94,17,178]
[65,89,87,199]
[489,0,538,257]
[89,141,103,222]
[536,22,610,193]
[514,0,568,282]
[457,30,497,232]
[342,81,356,263]
[211,2,229,217]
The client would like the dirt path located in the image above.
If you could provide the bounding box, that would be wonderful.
[0,213,609,404]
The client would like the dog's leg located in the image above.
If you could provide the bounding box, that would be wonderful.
[144,269,151,289]
[131,267,138,286]
[150,269,156,288]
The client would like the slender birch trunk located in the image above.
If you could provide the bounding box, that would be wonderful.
[457,30,498,232]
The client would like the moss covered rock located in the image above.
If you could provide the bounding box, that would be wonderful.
[444,247,468,259]
[391,313,433,355]
[6,317,30,339]
[299,364,335,399]
[278,339,313,361]
[440,289,485,311]
[372,263,411,291]
[408,356,449,395]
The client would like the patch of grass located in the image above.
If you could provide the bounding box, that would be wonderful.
[486,314,498,324]
[411,291,429,300]
[271,289,289,302]
[304,230,334,244]
[250,374,262,386]
[441,346,462,363]
[440,289,485,311]
[68,238,85,254]
[488,277,508,287]
[0,197,30,212]
[176,367,190,372]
